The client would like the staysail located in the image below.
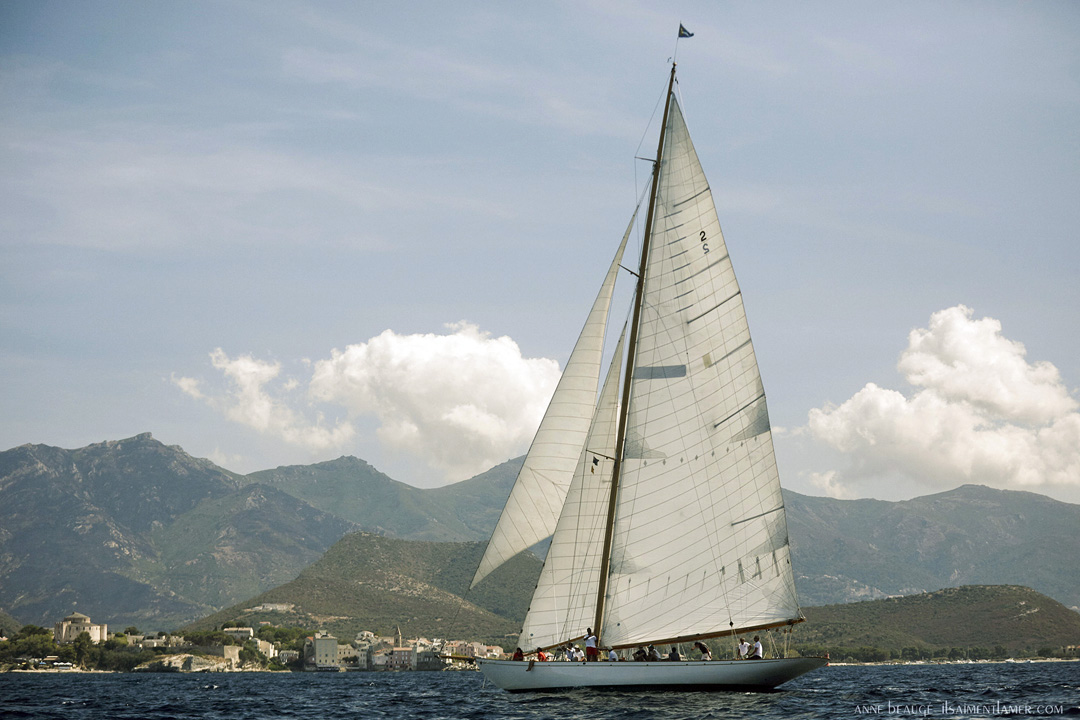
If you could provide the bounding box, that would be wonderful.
[599,94,801,648]
[470,214,633,589]
[517,324,627,650]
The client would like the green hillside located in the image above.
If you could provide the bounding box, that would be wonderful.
[186,531,543,646]
[798,585,1080,660]
[243,456,522,542]
[0,608,24,637]
[131,484,357,613]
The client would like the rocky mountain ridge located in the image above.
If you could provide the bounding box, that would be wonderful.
[1,433,1077,632]
[0,434,355,628]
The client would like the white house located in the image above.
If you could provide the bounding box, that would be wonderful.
[306,631,339,670]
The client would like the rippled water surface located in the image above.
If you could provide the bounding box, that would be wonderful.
[2,662,1077,719]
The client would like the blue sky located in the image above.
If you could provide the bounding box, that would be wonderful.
[3,1,1078,503]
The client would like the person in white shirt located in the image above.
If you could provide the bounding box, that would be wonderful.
[584,628,599,662]
[749,636,763,659]
[608,648,618,661]
[737,638,750,659]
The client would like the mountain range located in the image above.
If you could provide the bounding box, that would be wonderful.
[0,434,355,628]
[1,433,1078,632]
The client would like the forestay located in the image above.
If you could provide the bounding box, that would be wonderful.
[470,215,632,589]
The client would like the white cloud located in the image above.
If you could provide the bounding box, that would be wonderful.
[806,305,1080,499]
[808,470,857,500]
[898,306,1076,424]
[176,323,561,484]
[173,349,355,453]
[171,374,205,400]
[308,322,560,483]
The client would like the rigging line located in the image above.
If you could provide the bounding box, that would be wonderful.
[632,74,672,217]
[597,63,678,638]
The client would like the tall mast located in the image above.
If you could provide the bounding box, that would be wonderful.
[592,62,678,636]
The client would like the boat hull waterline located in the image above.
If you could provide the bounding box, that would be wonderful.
[476,656,829,692]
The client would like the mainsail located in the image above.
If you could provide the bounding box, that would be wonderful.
[600,93,800,648]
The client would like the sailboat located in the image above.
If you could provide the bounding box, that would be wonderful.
[469,60,828,692]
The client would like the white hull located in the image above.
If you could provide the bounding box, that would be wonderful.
[476,657,828,692]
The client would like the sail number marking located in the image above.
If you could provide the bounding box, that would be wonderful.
[699,230,710,254]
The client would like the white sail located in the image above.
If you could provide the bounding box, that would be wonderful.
[470,217,632,588]
[475,61,825,692]
[601,96,800,647]
[518,324,626,650]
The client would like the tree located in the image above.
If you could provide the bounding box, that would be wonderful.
[103,635,128,650]
[124,626,140,636]
[73,631,94,667]
[15,632,56,659]
[238,639,268,667]
[16,624,51,640]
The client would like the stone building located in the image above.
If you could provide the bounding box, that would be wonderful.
[53,611,108,644]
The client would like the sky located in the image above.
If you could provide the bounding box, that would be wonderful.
[2,1,1078,504]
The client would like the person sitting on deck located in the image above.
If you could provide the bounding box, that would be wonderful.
[668,646,681,661]
[738,638,750,659]
[749,636,763,660]
[633,646,647,661]
[535,648,547,661]
[511,647,524,661]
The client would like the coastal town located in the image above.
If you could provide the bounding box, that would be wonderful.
[0,610,504,672]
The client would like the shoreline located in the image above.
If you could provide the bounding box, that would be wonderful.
[4,657,1075,674]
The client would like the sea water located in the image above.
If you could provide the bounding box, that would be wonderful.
[1,661,1076,719]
